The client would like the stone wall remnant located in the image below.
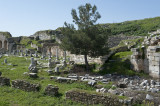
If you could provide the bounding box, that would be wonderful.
[0,77,10,86]
[66,90,123,106]
[131,34,160,78]
[44,84,59,97]
[11,80,40,92]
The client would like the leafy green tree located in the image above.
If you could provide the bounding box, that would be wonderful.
[61,3,110,70]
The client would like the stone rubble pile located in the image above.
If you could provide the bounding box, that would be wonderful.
[51,73,160,99]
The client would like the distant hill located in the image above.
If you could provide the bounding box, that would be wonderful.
[100,17,160,36]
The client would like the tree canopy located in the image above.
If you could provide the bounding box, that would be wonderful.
[61,3,110,70]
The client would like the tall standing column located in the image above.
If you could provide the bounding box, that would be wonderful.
[56,48,59,60]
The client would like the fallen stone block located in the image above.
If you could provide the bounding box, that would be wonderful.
[29,73,38,78]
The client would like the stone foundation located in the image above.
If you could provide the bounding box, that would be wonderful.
[0,77,10,86]
[44,84,59,96]
[11,80,40,92]
[66,90,122,106]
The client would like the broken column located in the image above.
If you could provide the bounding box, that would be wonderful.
[28,57,38,73]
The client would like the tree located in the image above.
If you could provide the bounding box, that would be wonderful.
[61,3,110,70]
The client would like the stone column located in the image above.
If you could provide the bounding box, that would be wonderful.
[48,58,52,68]
[31,57,35,66]
[17,50,20,56]
[63,51,66,61]
[21,50,24,56]
[25,50,28,56]
[63,51,67,67]
[56,48,59,60]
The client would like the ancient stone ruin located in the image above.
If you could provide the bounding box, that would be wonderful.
[66,90,123,106]
[131,32,160,78]
[44,84,59,97]
[11,80,40,92]
[0,77,10,86]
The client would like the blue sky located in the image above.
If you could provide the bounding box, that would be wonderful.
[0,0,160,37]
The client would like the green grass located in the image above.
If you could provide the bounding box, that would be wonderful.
[0,86,83,106]
[0,53,150,105]
[111,38,144,51]
[98,51,149,77]
[103,82,113,89]
[100,16,160,36]
[0,56,96,105]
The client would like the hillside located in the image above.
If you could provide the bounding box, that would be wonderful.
[100,17,160,36]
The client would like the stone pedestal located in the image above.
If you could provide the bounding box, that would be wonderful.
[4,58,7,64]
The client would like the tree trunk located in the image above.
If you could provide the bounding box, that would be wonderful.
[84,54,89,71]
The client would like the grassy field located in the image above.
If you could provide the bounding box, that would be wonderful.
[0,53,150,106]
[98,51,149,77]
[0,56,95,106]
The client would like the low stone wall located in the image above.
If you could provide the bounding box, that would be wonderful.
[44,84,59,97]
[0,77,10,86]
[11,80,40,92]
[66,90,122,106]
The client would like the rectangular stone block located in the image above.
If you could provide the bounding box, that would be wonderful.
[131,48,139,52]
[149,65,155,71]
[132,52,140,55]
[154,66,160,72]
[148,46,156,49]
[153,53,160,57]
[147,52,154,56]
[149,73,160,78]
[131,55,139,59]
[154,57,160,62]
[149,56,155,61]
[149,49,156,53]
[150,61,160,65]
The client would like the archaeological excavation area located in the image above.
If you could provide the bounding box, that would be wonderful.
[0,29,159,106]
